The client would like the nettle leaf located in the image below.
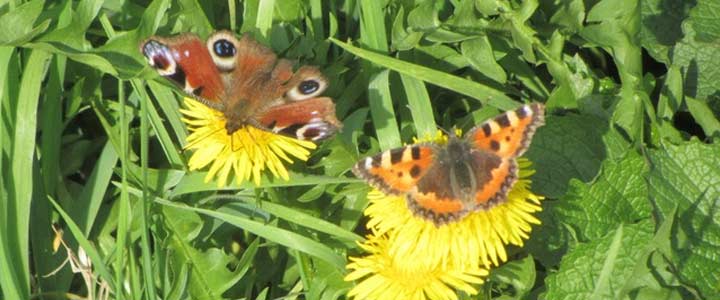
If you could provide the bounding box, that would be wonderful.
[687,0,720,42]
[163,206,245,299]
[647,141,720,299]
[671,27,720,99]
[489,255,536,298]
[556,152,651,240]
[640,0,720,99]
[525,114,608,198]
[543,221,654,300]
[639,0,690,63]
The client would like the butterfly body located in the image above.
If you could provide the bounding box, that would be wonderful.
[141,31,340,141]
[353,103,545,225]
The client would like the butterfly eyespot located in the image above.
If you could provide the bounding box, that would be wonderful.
[299,80,320,95]
[213,39,236,57]
[286,77,327,101]
[206,32,238,72]
[141,40,177,76]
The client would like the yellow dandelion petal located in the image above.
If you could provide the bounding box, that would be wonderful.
[179,98,316,186]
[346,234,488,300]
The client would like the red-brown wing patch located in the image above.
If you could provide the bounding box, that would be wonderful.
[473,158,517,209]
[352,145,435,195]
[466,103,545,158]
[141,34,225,107]
[228,33,282,103]
[257,97,341,141]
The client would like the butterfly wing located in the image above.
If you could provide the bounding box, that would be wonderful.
[352,145,436,195]
[142,31,340,139]
[407,155,472,224]
[205,31,339,139]
[141,34,226,110]
[257,97,341,141]
[466,103,545,209]
[466,103,545,158]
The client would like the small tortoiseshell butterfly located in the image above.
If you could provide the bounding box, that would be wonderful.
[352,103,545,225]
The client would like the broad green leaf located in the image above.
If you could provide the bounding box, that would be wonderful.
[548,0,585,33]
[688,0,720,42]
[639,0,689,63]
[556,152,650,240]
[0,0,49,45]
[490,255,536,298]
[507,0,539,62]
[647,141,720,299]
[391,6,423,51]
[671,27,720,99]
[461,37,507,83]
[407,1,440,32]
[544,221,654,300]
[525,201,574,267]
[162,205,245,299]
[525,114,608,198]
[612,93,643,140]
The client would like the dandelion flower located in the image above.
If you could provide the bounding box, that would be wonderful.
[180,98,316,187]
[345,233,488,300]
[363,158,543,268]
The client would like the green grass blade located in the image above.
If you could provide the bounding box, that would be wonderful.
[256,0,275,38]
[0,46,23,300]
[156,199,347,269]
[147,81,187,145]
[3,49,52,299]
[69,142,118,235]
[169,172,359,197]
[116,79,129,300]
[399,74,437,137]
[132,79,184,168]
[330,38,519,110]
[368,69,401,149]
[358,0,401,150]
[137,74,158,300]
[257,201,363,243]
[47,196,116,288]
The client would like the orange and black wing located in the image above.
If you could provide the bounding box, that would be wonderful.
[466,103,545,158]
[352,145,436,195]
[466,103,544,209]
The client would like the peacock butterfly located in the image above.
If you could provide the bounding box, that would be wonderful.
[140,30,341,141]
